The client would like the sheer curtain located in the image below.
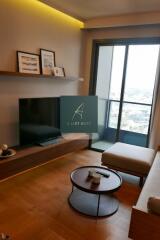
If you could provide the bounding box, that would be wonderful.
[149,48,160,149]
[91,46,113,145]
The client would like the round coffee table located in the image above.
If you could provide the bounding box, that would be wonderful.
[68,166,122,217]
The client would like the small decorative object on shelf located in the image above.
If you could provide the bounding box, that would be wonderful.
[1,144,11,156]
[0,144,16,159]
[52,66,65,77]
[40,49,56,75]
[17,51,40,74]
[0,233,11,240]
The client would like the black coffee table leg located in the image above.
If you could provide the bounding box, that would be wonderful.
[71,185,74,193]
[97,194,100,217]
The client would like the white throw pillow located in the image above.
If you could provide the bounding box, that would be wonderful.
[147,196,160,215]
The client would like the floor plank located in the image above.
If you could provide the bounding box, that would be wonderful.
[0,150,141,240]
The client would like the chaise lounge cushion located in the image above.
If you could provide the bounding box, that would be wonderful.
[136,151,160,212]
[102,142,155,176]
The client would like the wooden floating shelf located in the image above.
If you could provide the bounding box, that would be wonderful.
[0,70,83,81]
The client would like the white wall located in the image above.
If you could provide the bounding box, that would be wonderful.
[0,0,83,146]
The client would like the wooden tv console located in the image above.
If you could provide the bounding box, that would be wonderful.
[0,133,89,181]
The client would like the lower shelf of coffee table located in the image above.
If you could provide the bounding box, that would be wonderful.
[68,188,119,217]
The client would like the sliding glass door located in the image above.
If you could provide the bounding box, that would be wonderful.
[90,39,160,151]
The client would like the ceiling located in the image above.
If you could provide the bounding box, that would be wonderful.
[41,0,160,20]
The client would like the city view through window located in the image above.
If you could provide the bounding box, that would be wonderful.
[108,45,160,134]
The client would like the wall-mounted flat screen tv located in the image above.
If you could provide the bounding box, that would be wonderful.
[19,97,61,146]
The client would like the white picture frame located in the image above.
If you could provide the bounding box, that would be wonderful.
[40,49,56,75]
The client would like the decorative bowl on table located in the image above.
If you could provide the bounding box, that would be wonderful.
[0,144,16,159]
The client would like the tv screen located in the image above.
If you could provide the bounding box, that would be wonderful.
[19,97,61,146]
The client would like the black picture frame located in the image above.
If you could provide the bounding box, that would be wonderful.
[17,51,40,74]
[40,49,56,75]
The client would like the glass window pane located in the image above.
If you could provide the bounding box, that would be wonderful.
[108,101,120,129]
[92,46,115,149]
[120,103,151,134]
[124,45,159,104]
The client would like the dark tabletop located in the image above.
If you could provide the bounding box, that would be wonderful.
[70,166,122,194]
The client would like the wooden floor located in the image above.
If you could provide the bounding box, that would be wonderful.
[0,150,141,240]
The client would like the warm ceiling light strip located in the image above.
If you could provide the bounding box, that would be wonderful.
[26,0,84,27]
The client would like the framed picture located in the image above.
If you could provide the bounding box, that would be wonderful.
[53,67,65,77]
[40,49,55,75]
[17,51,40,74]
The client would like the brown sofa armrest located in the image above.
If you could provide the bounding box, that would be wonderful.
[129,207,160,240]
